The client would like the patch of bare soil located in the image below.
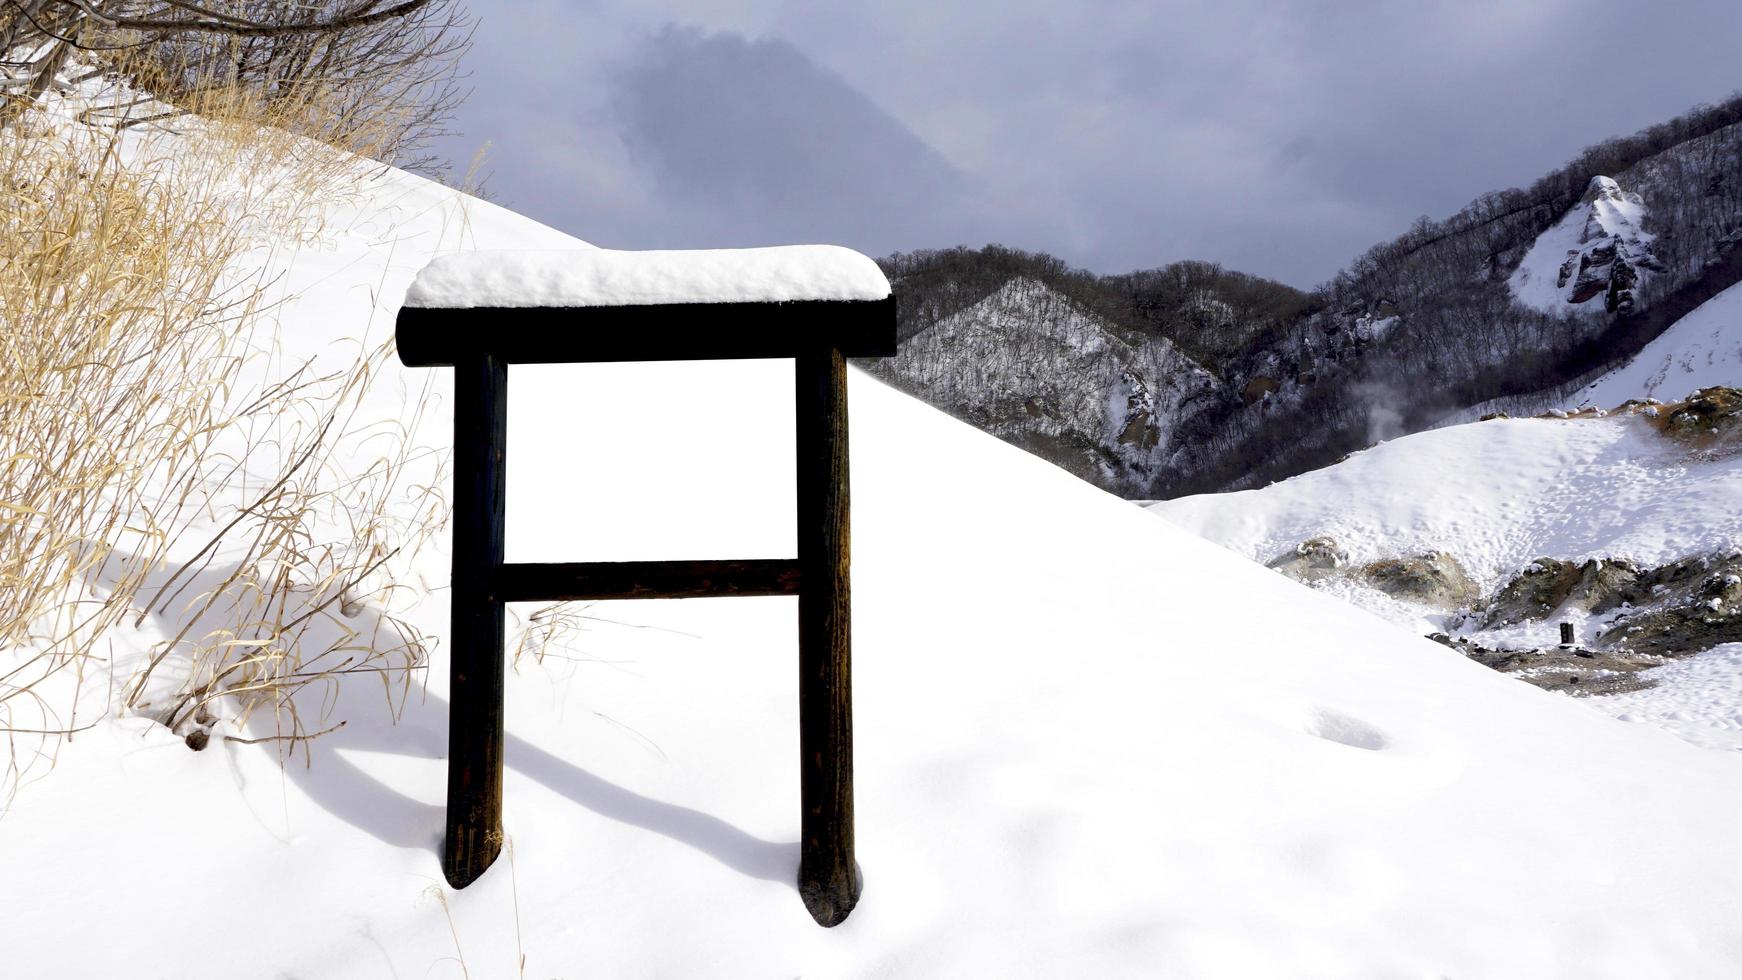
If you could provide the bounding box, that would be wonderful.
[1427,633,1662,696]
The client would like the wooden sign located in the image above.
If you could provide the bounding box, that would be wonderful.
[397,292,895,927]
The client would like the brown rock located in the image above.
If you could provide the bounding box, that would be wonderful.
[1360,551,1479,608]
[1242,376,1281,406]
[1267,536,1348,583]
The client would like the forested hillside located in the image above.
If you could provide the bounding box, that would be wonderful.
[870,94,1742,497]
[861,247,1308,492]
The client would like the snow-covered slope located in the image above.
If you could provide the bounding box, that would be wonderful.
[1153,414,1742,595]
[1150,410,1742,748]
[1510,175,1658,315]
[8,157,1742,979]
[1578,278,1742,406]
[870,277,1217,492]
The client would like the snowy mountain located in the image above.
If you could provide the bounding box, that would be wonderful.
[10,110,1742,978]
[878,97,1742,497]
[1180,108,1742,494]
[867,276,1218,492]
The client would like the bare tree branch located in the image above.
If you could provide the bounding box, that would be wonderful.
[3,1,474,177]
[60,0,437,39]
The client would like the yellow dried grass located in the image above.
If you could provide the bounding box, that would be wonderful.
[0,62,448,799]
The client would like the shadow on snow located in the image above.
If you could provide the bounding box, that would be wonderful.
[125,554,798,890]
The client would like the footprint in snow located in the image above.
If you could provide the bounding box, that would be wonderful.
[1307,709,1389,751]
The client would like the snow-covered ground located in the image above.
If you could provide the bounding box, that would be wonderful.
[1577,278,1742,407]
[8,139,1742,978]
[1158,255,1742,757]
[1150,408,1742,749]
[1599,643,1742,752]
[1153,413,1742,595]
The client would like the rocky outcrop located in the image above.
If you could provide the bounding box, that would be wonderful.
[1484,558,1581,626]
[1113,370,1161,450]
[1269,543,1486,611]
[1262,541,1742,690]
[1509,175,1663,316]
[1241,376,1281,405]
[1266,536,1348,583]
[1358,552,1478,607]
[1593,553,1742,656]
[1466,552,1742,659]
[1659,386,1742,444]
[1421,553,1739,696]
[1553,177,1661,314]
[1484,557,1642,628]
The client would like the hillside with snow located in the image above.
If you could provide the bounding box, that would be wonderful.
[4,121,1742,977]
[878,101,1742,498]
[1577,278,1742,406]
[868,276,1217,492]
[1153,413,1742,598]
[1150,398,1742,748]
[1152,246,1742,747]
[1510,176,1658,315]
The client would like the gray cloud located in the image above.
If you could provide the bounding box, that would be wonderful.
[435,1,1742,288]
[605,28,975,252]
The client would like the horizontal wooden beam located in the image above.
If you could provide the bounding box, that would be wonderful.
[396,297,897,367]
[492,559,803,603]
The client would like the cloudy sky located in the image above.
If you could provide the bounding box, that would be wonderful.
[432,0,1742,289]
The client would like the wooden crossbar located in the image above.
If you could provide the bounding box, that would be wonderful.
[397,292,891,929]
[397,298,897,367]
[491,559,803,602]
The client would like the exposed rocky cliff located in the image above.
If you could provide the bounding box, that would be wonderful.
[1510,176,1661,315]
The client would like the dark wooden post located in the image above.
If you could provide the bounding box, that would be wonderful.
[444,352,508,888]
[794,346,860,926]
[1559,622,1575,647]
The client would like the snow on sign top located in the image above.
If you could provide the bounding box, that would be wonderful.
[402,245,891,309]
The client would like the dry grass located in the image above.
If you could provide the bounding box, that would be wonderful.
[510,602,596,668]
[0,61,450,798]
